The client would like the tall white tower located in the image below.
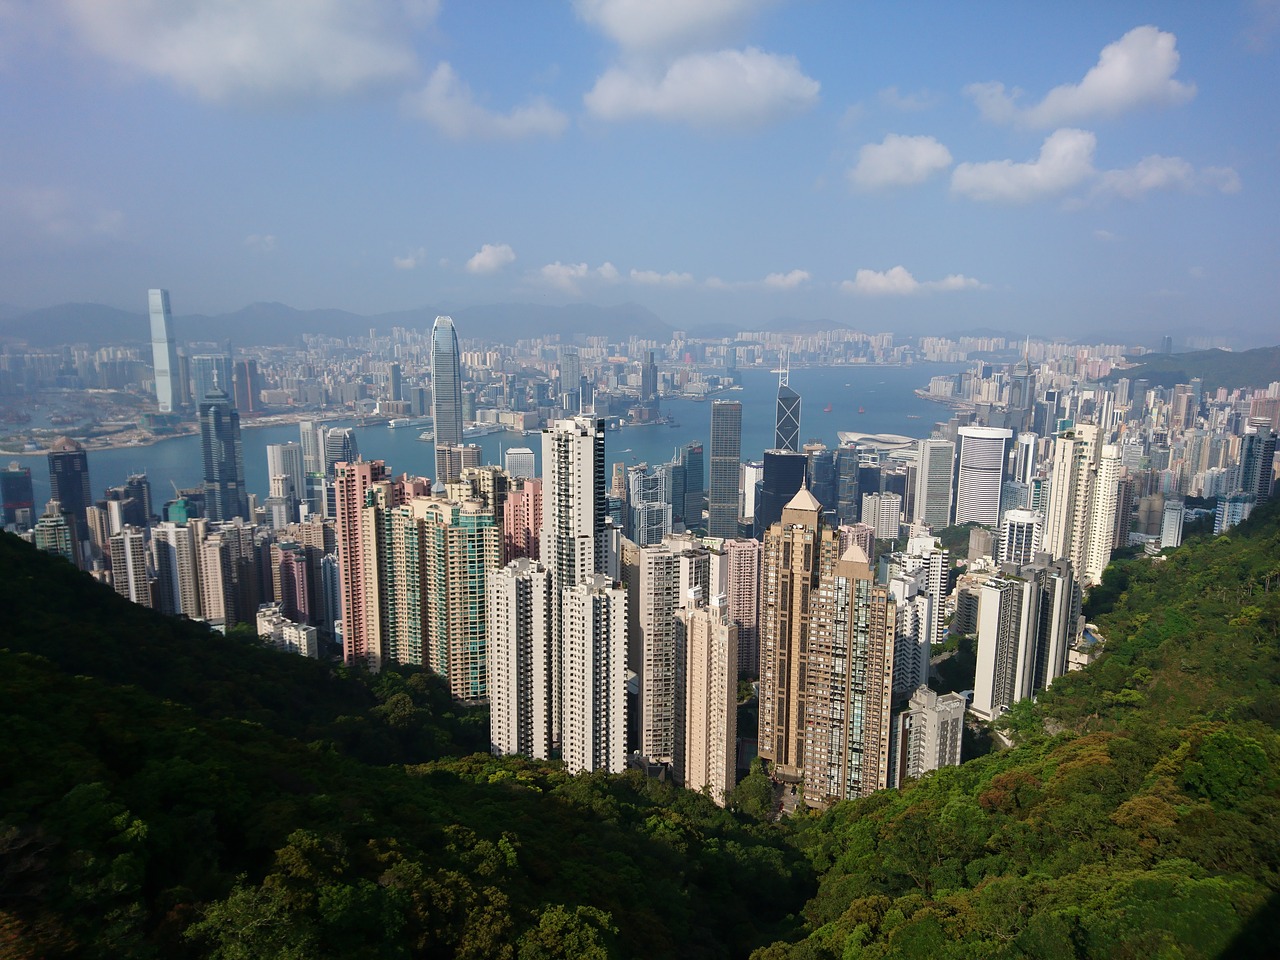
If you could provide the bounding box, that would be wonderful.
[148,289,180,413]
[955,427,1012,526]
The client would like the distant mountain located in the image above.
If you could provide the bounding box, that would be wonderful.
[0,300,674,348]
[1108,345,1280,391]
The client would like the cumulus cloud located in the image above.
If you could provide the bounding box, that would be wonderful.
[405,63,567,140]
[840,266,984,296]
[966,26,1196,127]
[243,233,276,253]
[597,261,620,282]
[850,134,952,189]
[951,128,1096,203]
[59,0,420,102]
[762,269,810,289]
[574,0,768,51]
[1094,155,1242,199]
[537,261,620,295]
[584,47,818,127]
[465,242,516,274]
[630,268,694,286]
[393,247,427,270]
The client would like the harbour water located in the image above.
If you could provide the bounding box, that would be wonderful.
[16,363,964,510]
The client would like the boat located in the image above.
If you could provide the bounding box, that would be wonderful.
[417,430,434,442]
[906,414,921,419]
[823,403,833,413]
[387,418,411,429]
[858,406,866,414]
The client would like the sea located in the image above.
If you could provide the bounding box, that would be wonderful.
[15,363,966,510]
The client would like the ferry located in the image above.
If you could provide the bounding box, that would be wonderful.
[823,403,833,413]
[387,418,412,429]
[417,430,434,442]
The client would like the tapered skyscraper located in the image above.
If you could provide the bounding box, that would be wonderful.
[708,400,742,538]
[774,357,801,453]
[148,289,180,413]
[430,315,464,483]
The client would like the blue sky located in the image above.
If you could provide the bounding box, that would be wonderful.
[1,1,1277,344]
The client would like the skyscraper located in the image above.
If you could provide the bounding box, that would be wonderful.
[198,385,248,522]
[323,428,359,480]
[708,400,743,538]
[430,315,464,483]
[504,446,536,480]
[678,594,738,805]
[912,438,955,529]
[489,558,556,759]
[334,459,395,668]
[47,437,91,550]
[1000,509,1045,566]
[775,382,801,453]
[955,426,1013,526]
[109,526,151,607]
[1,461,35,530]
[33,499,80,566]
[266,443,305,520]
[148,288,180,413]
[190,353,234,407]
[753,449,808,538]
[560,574,628,775]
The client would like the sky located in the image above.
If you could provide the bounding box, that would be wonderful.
[1,1,1278,344]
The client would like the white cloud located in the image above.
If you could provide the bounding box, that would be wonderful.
[393,247,427,270]
[574,0,768,51]
[405,63,567,140]
[597,261,620,282]
[966,26,1195,127]
[763,269,810,289]
[849,134,952,189]
[243,233,276,253]
[840,266,984,296]
[465,242,516,274]
[539,261,590,293]
[1095,155,1242,199]
[951,128,1096,203]
[878,86,935,111]
[584,47,818,127]
[630,268,694,286]
[59,0,420,102]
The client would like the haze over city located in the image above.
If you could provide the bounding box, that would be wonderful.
[2,1,1277,345]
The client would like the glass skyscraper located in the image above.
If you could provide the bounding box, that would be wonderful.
[430,315,464,483]
[199,385,248,521]
[708,400,742,538]
[148,288,180,413]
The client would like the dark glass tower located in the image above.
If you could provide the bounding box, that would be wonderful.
[708,400,742,538]
[431,315,464,483]
[199,386,248,521]
[1,461,35,529]
[47,436,92,545]
[754,449,808,538]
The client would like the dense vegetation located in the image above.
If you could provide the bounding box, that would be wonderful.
[1107,344,1280,391]
[0,534,809,958]
[3,501,1278,957]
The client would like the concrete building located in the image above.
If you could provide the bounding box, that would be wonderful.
[152,520,202,619]
[560,574,628,775]
[504,446,536,480]
[889,686,965,788]
[861,491,902,540]
[1000,509,1045,566]
[955,426,1013,526]
[912,438,955,528]
[503,477,542,563]
[109,526,151,607]
[678,594,738,805]
[488,558,556,760]
[334,459,395,669]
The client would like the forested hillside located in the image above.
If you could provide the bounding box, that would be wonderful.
[3,502,1278,958]
[753,503,1280,959]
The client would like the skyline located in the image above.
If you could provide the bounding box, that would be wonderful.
[2,2,1277,344]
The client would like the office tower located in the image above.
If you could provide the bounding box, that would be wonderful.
[47,436,92,549]
[323,428,359,479]
[109,526,151,607]
[388,361,402,403]
[198,385,249,522]
[955,426,1013,525]
[33,500,80,566]
[861,492,901,540]
[759,487,838,782]
[233,358,260,413]
[190,353,234,407]
[640,350,658,402]
[1000,509,1045,566]
[558,345,582,410]
[802,543,895,806]
[1013,432,1038,485]
[504,477,542,563]
[148,289,180,412]
[299,421,325,474]
[971,556,1077,720]
[431,315,465,483]
[1082,444,1121,585]
[436,444,482,489]
[718,538,760,675]
[804,443,837,521]
[627,464,672,546]
[334,459,394,668]
[560,574,628,775]
[739,460,764,528]
[152,520,202,618]
[774,371,801,453]
[1,461,35,530]
[754,449,808,538]
[888,686,965,788]
[489,558,556,759]
[1161,499,1185,549]
[505,446,536,480]
[678,594,738,805]
[835,446,860,525]
[266,443,305,520]
[913,439,955,528]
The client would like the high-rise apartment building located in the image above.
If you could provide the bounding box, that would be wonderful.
[888,686,965,788]
[560,574,628,775]
[912,439,955,529]
[152,520,202,619]
[1000,509,1045,566]
[503,477,542,563]
[334,459,395,668]
[148,288,180,413]
[47,437,92,550]
[109,526,151,607]
[715,537,760,676]
[33,500,80,566]
[861,491,901,540]
[430,315,465,483]
[624,540,683,767]
[1043,424,1120,587]
[541,417,607,589]
[489,558,556,759]
[678,594,738,805]
[198,385,248,522]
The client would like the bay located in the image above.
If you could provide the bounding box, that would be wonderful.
[16,363,964,510]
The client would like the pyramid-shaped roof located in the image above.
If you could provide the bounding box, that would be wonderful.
[784,485,822,513]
